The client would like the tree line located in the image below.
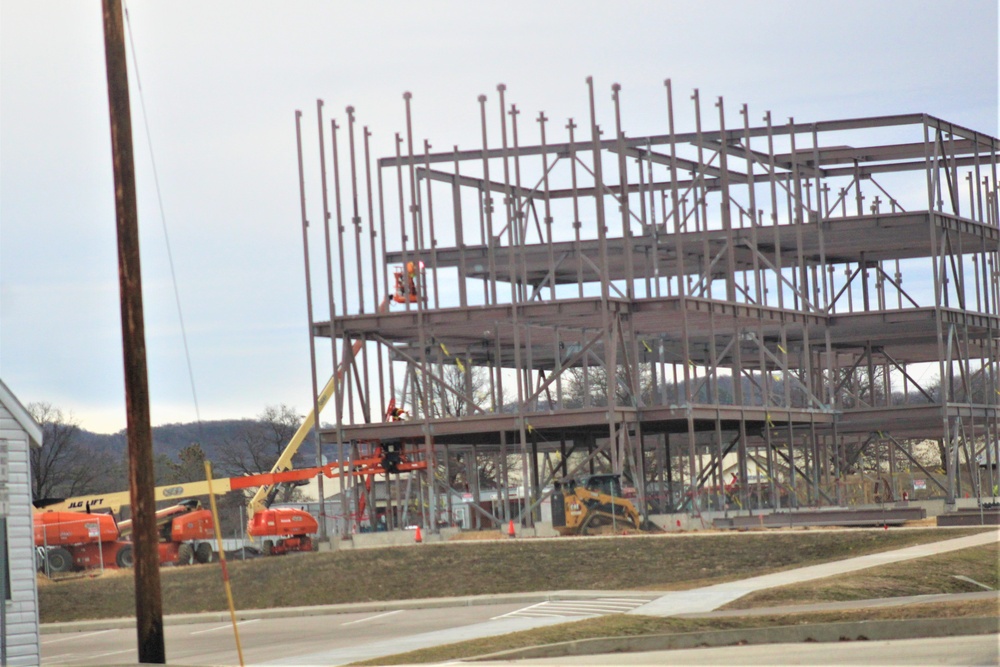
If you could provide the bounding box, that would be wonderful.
[28,403,309,531]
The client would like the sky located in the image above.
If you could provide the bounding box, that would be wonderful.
[1,1,997,434]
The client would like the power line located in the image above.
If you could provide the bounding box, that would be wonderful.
[123,1,202,427]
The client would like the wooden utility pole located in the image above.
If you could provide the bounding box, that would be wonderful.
[101,0,165,662]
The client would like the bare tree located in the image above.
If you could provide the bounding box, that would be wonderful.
[217,405,306,503]
[562,363,655,408]
[403,364,492,420]
[397,366,512,490]
[160,443,210,485]
[217,405,302,475]
[27,402,109,499]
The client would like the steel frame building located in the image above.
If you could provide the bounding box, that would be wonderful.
[295,80,999,533]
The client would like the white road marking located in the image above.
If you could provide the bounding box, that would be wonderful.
[492,601,546,619]
[341,609,404,626]
[189,618,261,635]
[492,597,650,620]
[42,629,117,645]
[47,648,134,664]
[86,649,133,659]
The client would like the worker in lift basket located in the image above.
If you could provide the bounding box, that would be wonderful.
[406,261,418,298]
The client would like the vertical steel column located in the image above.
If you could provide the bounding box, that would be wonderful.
[764,112,785,311]
[660,81,697,505]
[586,77,621,477]
[478,95,499,306]
[377,147,398,413]
[451,148,468,307]
[346,108,372,423]
[537,112,557,301]
[924,118,954,504]
[566,118,585,298]
[302,107,331,540]
[422,140,442,309]
[497,86,533,525]
[741,105,762,305]
[692,90,711,296]
[407,94,438,533]
[363,126,386,418]
[718,97,750,505]
[393,134,411,313]
[612,84,636,299]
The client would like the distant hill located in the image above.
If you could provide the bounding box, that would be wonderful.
[76,419,257,463]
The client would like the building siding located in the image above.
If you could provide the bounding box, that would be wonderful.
[1,406,41,666]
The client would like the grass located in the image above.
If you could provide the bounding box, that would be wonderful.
[38,527,988,623]
[351,598,999,666]
[722,542,1000,609]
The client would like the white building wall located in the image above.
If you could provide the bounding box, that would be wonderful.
[1,404,42,666]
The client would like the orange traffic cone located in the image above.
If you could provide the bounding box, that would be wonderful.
[507,520,516,538]
[414,525,423,543]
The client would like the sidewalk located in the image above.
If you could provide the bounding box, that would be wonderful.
[628,529,999,616]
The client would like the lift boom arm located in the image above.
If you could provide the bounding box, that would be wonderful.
[246,295,391,518]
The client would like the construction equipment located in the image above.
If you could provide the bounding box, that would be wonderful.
[244,295,395,542]
[33,437,427,559]
[33,469,327,518]
[351,439,426,527]
[119,499,216,565]
[551,474,655,536]
[34,500,215,573]
[249,507,319,556]
[32,463,334,565]
[35,286,417,558]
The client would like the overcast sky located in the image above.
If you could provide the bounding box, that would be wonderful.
[1,1,997,434]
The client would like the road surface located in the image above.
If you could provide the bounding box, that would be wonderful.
[477,634,1000,666]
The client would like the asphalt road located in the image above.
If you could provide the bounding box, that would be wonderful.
[42,602,526,665]
[485,634,1000,666]
[41,592,999,666]
[42,597,659,666]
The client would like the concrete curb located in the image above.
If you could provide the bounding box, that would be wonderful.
[40,590,660,634]
[469,617,1000,662]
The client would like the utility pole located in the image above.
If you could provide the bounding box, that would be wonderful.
[101,0,165,662]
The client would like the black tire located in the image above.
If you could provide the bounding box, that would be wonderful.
[262,539,274,556]
[47,547,73,573]
[195,542,214,564]
[177,542,194,566]
[579,512,599,536]
[115,544,134,569]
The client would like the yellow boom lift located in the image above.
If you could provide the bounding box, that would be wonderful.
[39,270,419,547]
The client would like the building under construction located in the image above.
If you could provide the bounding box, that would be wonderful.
[294,80,999,533]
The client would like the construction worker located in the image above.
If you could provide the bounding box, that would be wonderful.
[406,261,418,299]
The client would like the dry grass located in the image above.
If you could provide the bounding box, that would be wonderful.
[446,531,509,541]
[352,598,999,666]
[38,527,988,623]
[722,542,1000,609]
